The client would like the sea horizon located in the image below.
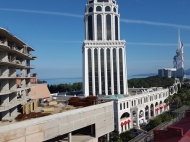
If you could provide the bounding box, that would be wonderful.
[40,75,190,85]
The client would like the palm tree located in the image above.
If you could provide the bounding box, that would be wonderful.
[173,96,181,109]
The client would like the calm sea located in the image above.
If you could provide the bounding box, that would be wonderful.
[41,75,153,85]
[41,75,190,85]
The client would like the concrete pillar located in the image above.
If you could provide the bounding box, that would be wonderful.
[136,110,139,128]
[91,125,94,136]
[9,80,16,91]
[1,110,10,120]
[148,107,151,119]
[9,93,17,103]
[68,133,72,142]
[98,48,102,94]
[104,48,108,95]
[1,94,9,106]
[110,48,114,95]
[20,59,25,66]
[123,47,128,95]
[157,107,161,115]
[21,68,25,77]
[10,106,17,117]
[91,48,95,96]
[116,48,120,94]
[126,123,128,130]
[27,69,30,77]
[21,79,26,87]
[83,48,89,96]
[1,80,9,92]
[107,133,110,142]
[9,68,16,77]
[0,51,8,62]
[25,103,30,114]
[153,107,155,117]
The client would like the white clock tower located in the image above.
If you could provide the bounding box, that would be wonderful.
[82,0,128,96]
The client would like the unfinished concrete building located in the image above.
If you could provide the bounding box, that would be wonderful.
[0,28,36,121]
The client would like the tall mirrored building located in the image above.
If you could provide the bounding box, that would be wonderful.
[82,0,128,96]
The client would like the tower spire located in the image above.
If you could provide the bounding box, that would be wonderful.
[178,29,181,49]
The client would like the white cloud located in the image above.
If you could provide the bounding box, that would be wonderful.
[127,42,177,46]
[1,8,190,30]
[120,19,190,30]
[0,8,83,18]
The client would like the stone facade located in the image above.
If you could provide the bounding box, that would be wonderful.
[0,101,114,142]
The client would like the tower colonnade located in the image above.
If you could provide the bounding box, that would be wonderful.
[83,41,127,96]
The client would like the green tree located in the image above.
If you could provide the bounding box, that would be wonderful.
[146,117,162,131]
[120,131,135,142]
[173,96,181,108]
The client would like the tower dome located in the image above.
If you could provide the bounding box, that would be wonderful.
[84,0,119,41]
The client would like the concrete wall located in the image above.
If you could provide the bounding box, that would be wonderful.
[0,101,114,142]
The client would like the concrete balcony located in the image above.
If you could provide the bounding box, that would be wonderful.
[0,99,27,112]
[0,90,11,95]
[0,44,34,60]
[0,60,34,69]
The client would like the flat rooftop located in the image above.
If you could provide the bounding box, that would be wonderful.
[0,96,111,126]
[99,87,167,100]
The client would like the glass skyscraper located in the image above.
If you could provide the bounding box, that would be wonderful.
[83,0,128,96]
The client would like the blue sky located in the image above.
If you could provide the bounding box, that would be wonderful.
[0,0,190,79]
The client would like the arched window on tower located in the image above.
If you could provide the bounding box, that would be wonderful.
[96,6,102,11]
[97,0,108,2]
[115,16,118,40]
[113,7,116,12]
[88,15,93,40]
[105,6,111,12]
[88,7,93,13]
[106,14,111,40]
[89,0,94,4]
[97,14,102,40]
